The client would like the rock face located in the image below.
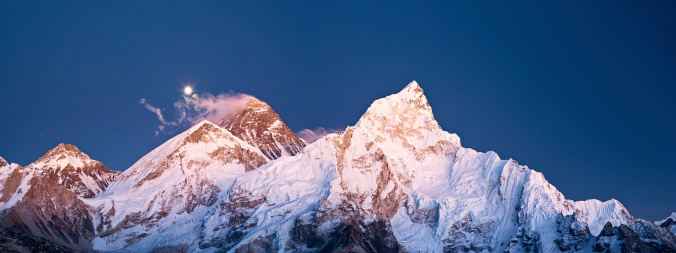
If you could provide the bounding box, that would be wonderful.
[1,176,95,251]
[1,81,675,252]
[30,143,119,198]
[216,98,307,160]
[0,225,80,253]
[0,143,120,251]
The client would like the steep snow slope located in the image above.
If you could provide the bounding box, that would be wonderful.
[194,81,673,252]
[216,97,307,160]
[90,121,269,252]
[0,157,30,213]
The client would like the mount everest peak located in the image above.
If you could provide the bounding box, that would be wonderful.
[0,81,673,252]
[216,97,307,160]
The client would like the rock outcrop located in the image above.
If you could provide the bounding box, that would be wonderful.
[0,143,120,251]
[216,98,307,160]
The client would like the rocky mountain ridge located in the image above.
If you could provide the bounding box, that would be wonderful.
[0,144,120,251]
[0,81,673,252]
[216,97,307,160]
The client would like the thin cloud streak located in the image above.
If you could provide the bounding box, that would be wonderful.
[140,92,254,136]
[139,98,169,125]
[296,127,341,143]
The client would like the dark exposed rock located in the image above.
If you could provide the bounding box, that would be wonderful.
[407,205,439,228]
[152,244,188,253]
[217,98,306,160]
[235,234,279,253]
[289,215,326,250]
[554,214,591,252]
[284,198,402,253]
[317,219,400,253]
[1,176,95,252]
[0,157,8,168]
[0,225,80,253]
[591,220,676,253]
[443,213,495,253]
[661,218,675,228]
[504,226,542,253]
[600,222,619,237]
[199,189,267,250]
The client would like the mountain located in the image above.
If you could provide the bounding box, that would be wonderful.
[0,81,674,252]
[197,81,676,252]
[29,143,119,198]
[90,120,269,252]
[216,97,307,160]
[0,144,120,251]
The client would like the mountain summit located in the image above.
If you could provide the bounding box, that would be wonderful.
[91,120,270,251]
[0,81,674,252]
[31,143,119,198]
[216,97,307,160]
[0,143,119,251]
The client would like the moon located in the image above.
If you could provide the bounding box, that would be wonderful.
[184,86,193,95]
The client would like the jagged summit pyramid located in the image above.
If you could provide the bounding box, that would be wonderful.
[356,81,437,128]
[216,97,307,160]
[30,143,119,198]
[33,143,95,169]
[0,143,119,251]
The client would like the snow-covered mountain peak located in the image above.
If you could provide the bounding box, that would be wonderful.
[243,97,269,110]
[109,119,259,190]
[0,155,7,167]
[356,81,438,131]
[189,119,216,131]
[402,79,422,96]
[26,143,120,198]
[90,117,273,250]
[32,143,97,170]
[183,120,228,144]
[353,81,458,155]
[216,97,306,160]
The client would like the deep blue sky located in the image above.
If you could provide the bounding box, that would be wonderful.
[1,1,674,220]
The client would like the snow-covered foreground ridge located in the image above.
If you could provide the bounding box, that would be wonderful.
[0,81,675,252]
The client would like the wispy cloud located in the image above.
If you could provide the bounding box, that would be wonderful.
[174,92,253,123]
[139,98,170,125]
[296,127,341,143]
[140,92,253,136]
